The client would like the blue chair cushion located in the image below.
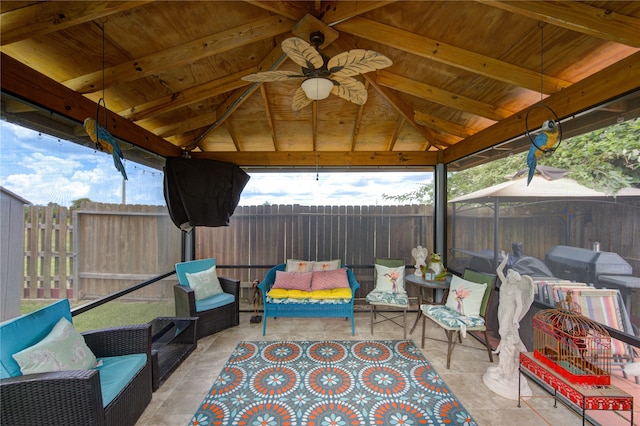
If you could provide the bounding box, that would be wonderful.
[0,299,72,379]
[95,354,147,407]
[366,290,409,307]
[195,291,235,312]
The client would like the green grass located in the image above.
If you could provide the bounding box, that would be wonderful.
[20,300,174,333]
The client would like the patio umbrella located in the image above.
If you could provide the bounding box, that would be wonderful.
[448,166,640,270]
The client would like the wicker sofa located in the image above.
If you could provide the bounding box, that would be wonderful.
[0,299,152,426]
[258,263,360,335]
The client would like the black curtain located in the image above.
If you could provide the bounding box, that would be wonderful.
[163,157,250,231]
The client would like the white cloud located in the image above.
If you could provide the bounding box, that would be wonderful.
[1,120,433,207]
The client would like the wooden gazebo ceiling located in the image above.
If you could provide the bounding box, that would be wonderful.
[1,1,640,171]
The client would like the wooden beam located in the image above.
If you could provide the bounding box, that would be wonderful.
[351,92,366,151]
[377,70,511,122]
[0,1,151,46]
[334,16,572,94]
[443,51,640,163]
[225,121,241,152]
[0,52,181,158]
[259,85,277,150]
[120,70,252,121]
[190,150,439,167]
[478,1,640,48]
[63,15,295,93]
[388,117,404,151]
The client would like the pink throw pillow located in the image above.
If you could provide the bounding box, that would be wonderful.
[311,269,349,291]
[272,271,313,290]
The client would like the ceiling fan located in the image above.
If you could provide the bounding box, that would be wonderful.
[242,31,392,110]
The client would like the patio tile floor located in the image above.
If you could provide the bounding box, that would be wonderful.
[136,312,638,426]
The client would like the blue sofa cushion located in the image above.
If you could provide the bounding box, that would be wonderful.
[195,292,235,312]
[0,299,72,379]
[95,354,147,407]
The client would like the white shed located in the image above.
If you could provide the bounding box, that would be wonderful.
[0,187,30,321]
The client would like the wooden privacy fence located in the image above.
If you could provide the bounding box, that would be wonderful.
[23,203,182,300]
[21,200,639,301]
[197,204,432,297]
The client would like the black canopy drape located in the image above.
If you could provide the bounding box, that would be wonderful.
[163,157,250,232]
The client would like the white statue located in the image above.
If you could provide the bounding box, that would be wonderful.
[483,253,535,400]
[411,245,428,276]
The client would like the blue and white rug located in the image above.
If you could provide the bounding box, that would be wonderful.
[190,340,477,425]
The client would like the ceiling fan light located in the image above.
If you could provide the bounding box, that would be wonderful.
[301,78,333,100]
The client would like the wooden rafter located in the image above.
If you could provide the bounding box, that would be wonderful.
[0,1,151,46]
[0,52,181,157]
[443,51,640,163]
[334,17,573,94]
[478,0,640,48]
[377,70,511,122]
[259,85,277,150]
[388,117,404,151]
[121,70,252,121]
[63,15,295,93]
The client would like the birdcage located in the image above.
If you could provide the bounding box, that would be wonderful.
[532,294,612,386]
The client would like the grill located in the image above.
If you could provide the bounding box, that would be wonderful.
[544,245,632,284]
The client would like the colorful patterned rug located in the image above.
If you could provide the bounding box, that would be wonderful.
[190,340,477,425]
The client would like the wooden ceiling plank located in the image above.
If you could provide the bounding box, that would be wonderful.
[241,1,309,21]
[63,15,295,93]
[334,16,572,94]
[121,70,252,121]
[259,85,278,150]
[0,52,181,157]
[331,37,440,150]
[414,111,475,139]
[191,150,438,168]
[478,1,640,48]
[0,1,151,46]
[150,113,217,138]
[193,44,290,143]
[377,70,510,122]
[365,72,442,150]
[443,51,640,163]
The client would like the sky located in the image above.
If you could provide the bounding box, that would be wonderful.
[0,120,432,207]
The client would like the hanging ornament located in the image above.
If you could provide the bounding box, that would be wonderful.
[83,19,128,180]
[525,22,562,186]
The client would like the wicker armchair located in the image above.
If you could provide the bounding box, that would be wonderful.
[1,320,152,426]
[174,259,240,339]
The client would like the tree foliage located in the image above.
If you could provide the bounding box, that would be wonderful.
[384,118,640,203]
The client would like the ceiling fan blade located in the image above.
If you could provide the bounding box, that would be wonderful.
[292,86,313,111]
[281,37,324,71]
[331,76,368,105]
[241,71,304,82]
[328,49,392,78]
